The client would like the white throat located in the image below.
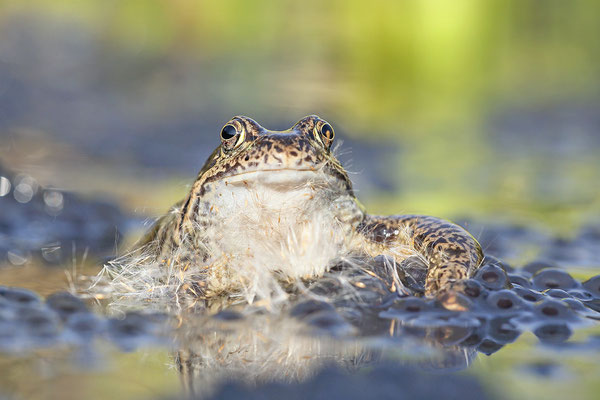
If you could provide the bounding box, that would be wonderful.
[199,171,358,303]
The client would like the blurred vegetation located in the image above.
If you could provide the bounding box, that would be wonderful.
[3,0,597,125]
[1,0,599,228]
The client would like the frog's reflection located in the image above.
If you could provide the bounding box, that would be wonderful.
[170,306,490,398]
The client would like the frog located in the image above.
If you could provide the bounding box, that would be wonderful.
[137,115,484,301]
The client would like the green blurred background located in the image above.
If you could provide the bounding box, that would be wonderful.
[1,0,599,231]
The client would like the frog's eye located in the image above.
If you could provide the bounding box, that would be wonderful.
[220,124,237,140]
[315,122,335,148]
[220,124,245,150]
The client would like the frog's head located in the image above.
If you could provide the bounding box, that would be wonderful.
[195,115,353,195]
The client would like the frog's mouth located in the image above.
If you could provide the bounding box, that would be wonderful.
[221,168,338,189]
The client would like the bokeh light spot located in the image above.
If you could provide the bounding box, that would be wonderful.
[0,176,11,197]
[7,250,30,266]
[14,183,34,203]
[43,190,64,215]
[13,174,38,204]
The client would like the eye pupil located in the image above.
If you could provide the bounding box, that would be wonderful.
[221,125,237,140]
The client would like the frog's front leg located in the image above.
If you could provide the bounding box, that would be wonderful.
[359,214,484,296]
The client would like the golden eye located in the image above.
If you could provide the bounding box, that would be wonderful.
[220,124,245,150]
[316,122,335,148]
[320,123,334,143]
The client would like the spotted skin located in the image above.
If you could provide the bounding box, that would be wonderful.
[139,115,484,297]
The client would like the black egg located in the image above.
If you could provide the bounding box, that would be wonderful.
[486,316,521,344]
[546,289,570,299]
[306,311,349,333]
[508,273,532,288]
[290,300,336,319]
[0,287,41,306]
[477,339,504,355]
[386,297,432,316]
[531,269,578,291]
[533,299,575,320]
[567,289,594,301]
[533,323,572,344]
[213,310,244,321]
[461,329,485,347]
[582,275,600,298]
[474,264,509,290]
[46,292,88,320]
[513,286,544,303]
[429,325,473,346]
[107,312,152,339]
[66,313,103,339]
[582,299,600,313]
[19,308,60,339]
[562,298,588,313]
[486,289,528,312]
[522,260,556,276]
[461,279,487,300]
[482,255,514,273]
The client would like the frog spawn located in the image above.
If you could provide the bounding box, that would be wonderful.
[93,255,599,354]
[0,287,171,353]
[4,255,600,357]
[216,256,600,355]
[371,259,600,354]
